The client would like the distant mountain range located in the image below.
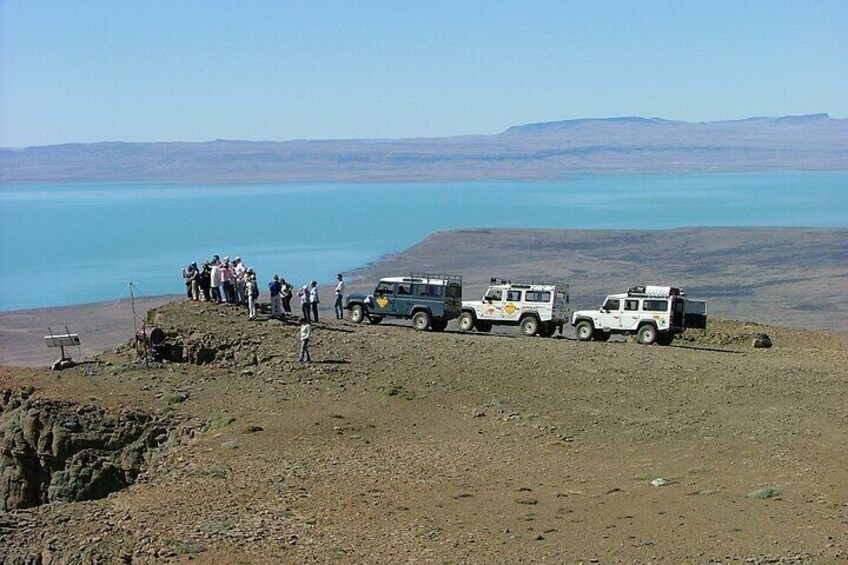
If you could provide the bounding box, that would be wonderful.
[2,114,846,183]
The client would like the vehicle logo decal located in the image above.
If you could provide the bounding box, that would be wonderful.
[504,303,518,315]
[376,296,389,308]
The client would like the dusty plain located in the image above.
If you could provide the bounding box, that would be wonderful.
[1,227,846,563]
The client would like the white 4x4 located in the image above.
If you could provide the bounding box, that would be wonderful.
[458,279,569,337]
[572,285,707,345]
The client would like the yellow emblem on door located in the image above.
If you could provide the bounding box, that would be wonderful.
[376,296,389,308]
[504,303,518,315]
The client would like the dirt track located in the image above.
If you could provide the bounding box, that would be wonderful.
[1,300,845,563]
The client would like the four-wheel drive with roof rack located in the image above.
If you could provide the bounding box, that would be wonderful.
[571,285,707,345]
[343,273,463,331]
[458,278,570,337]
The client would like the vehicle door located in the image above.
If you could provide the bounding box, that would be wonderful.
[620,298,642,330]
[502,289,523,322]
[598,298,622,329]
[481,287,504,320]
[371,281,396,316]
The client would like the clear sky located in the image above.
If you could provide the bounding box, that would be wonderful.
[1,0,846,147]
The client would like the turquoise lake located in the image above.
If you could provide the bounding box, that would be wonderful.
[1,172,846,311]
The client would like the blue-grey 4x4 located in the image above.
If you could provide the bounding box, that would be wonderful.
[344,273,463,331]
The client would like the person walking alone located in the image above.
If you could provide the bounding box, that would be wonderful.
[297,317,312,363]
[309,280,320,322]
[298,285,311,322]
[333,274,345,320]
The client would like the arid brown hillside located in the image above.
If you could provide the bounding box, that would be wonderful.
[1,300,845,563]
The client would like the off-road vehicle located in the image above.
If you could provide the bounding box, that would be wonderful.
[571,285,707,345]
[344,273,463,331]
[458,278,569,337]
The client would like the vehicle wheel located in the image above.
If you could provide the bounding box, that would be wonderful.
[349,304,365,324]
[412,311,431,331]
[520,316,540,337]
[637,324,658,345]
[368,316,382,325]
[656,332,674,346]
[576,320,594,341]
[431,320,447,332]
[458,312,475,332]
[475,321,493,332]
[593,331,611,342]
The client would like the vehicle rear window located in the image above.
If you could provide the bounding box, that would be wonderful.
[643,299,669,312]
[525,290,551,303]
[445,284,461,299]
[426,285,445,298]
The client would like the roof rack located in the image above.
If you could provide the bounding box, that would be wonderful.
[489,277,568,290]
[627,285,683,297]
[404,272,463,285]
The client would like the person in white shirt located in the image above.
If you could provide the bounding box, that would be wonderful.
[298,285,311,322]
[309,280,320,322]
[333,274,345,320]
[297,317,312,362]
[233,257,247,304]
[210,262,223,303]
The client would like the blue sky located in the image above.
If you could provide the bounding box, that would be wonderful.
[1,0,846,147]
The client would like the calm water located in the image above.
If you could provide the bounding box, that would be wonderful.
[1,172,846,311]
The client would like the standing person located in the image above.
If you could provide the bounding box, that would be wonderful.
[199,263,211,301]
[298,285,311,322]
[189,263,201,300]
[210,261,223,303]
[297,317,312,363]
[281,278,293,315]
[309,280,320,322]
[222,259,234,303]
[333,274,345,320]
[269,275,283,318]
[182,264,194,299]
[247,270,259,319]
[234,257,247,304]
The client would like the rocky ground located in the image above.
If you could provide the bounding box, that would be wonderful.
[0,300,845,564]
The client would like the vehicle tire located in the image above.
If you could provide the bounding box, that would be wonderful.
[412,311,431,331]
[368,316,382,325]
[520,316,540,337]
[349,304,365,324]
[431,320,447,332]
[637,324,658,345]
[475,321,493,333]
[458,312,475,332]
[656,332,674,346]
[576,320,594,341]
[593,331,611,342]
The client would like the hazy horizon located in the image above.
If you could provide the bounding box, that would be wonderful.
[2,1,846,148]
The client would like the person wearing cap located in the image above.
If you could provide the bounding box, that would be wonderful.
[298,284,312,323]
[333,274,345,320]
[309,280,320,322]
[269,274,283,318]
[246,269,259,319]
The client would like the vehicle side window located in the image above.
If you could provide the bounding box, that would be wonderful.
[397,285,410,295]
[375,282,393,295]
[484,289,503,301]
[446,284,461,299]
[643,299,669,312]
[525,291,551,303]
[603,298,620,311]
[426,285,445,298]
[624,299,639,311]
[506,290,522,301]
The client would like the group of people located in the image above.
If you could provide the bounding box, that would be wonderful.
[182,260,348,362]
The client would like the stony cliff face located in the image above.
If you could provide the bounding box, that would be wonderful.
[0,389,176,511]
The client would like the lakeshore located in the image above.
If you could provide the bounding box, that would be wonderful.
[2,227,846,367]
